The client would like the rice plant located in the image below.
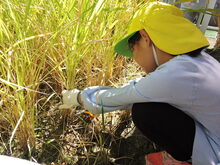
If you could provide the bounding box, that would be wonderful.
[0,0,141,163]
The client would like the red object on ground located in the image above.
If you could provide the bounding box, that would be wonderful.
[145,151,191,165]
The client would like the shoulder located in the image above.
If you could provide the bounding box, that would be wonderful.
[149,55,197,82]
[134,56,195,100]
[156,51,220,77]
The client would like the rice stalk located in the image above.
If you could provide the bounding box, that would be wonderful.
[0,0,142,163]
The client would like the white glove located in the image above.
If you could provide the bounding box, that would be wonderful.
[59,89,81,109]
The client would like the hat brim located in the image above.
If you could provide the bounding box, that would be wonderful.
[114,32,137,57]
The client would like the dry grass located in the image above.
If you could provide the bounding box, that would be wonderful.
[0,0,146,164]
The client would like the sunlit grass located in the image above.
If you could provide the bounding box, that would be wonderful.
[0,0,140,162]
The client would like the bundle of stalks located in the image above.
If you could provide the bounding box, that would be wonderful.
[0,0,148,164]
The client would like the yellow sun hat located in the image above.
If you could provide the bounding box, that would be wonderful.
[114,0,209,57]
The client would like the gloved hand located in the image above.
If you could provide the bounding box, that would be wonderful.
[59,89,81,109]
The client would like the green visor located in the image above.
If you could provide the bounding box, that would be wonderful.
[114,32,136,57]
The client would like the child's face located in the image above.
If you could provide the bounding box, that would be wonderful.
[132,30,157,73]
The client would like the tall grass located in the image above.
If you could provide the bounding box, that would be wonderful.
[0,0,140,162]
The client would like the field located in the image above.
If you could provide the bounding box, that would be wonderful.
[1,0,219,164]
[0,0,152,164]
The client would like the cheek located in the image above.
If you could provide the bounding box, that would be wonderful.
[133,48,156,73]
[133,45,145,64]
[133,46,147,65]
[133,53,144,67]
[133,51,141,64]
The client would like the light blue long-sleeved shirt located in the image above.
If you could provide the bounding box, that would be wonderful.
[81,51,220,165]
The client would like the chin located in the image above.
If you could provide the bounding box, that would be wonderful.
[144,68,156,73]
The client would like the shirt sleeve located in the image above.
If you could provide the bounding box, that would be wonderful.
[80,66,176,114]
[80,78,142,114]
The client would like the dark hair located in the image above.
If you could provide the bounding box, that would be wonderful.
[128,31,206,57]
[128,31,141,51]
[184,47,206,57]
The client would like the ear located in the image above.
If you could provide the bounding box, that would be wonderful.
[139,29,152,46]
